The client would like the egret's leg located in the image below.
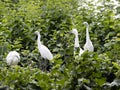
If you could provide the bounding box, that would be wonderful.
[74,47,75,57]
[42,58,46,72]
[39,57,45,71]
[45,59,47,72]
[39,57,42,70]
[43,59,45,71]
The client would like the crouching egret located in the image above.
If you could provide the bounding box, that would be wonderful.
[71,28,84,56]
[6,51,20,66]
[35,31,53,71]
[83,22,94,52]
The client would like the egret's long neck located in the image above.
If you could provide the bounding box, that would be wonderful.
[37,33,41,46]
[86,25,90,42]
[75,33,79,47]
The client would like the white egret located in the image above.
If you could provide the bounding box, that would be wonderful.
[35,31,53,60]
[83,22,94,52]
[6,51,20,66]
[71,28,84,56]
[35,31,53,71]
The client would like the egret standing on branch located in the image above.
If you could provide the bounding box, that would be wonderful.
[71,28,84,56]
[83,22,94,52]
[6,51,20,66]
[35,31,53,60]
[35,31,53,71]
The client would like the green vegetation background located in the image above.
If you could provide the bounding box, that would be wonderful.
[0,0,120,89]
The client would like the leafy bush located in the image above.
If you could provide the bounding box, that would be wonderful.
[0,0,120,89]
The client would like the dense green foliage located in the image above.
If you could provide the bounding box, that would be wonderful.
[0,0,120,89]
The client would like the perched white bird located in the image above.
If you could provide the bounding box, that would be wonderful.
[71,28,85,56]
[6,51,20,66]
[83,22,94,52]
[35,31,53,60]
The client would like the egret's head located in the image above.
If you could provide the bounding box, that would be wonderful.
[35,31,41,39]
[71,28,78,35]
[83,22,88,26]
[34,31,40,35]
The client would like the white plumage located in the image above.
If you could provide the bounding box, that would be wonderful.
[71,28,85,56]
[83,22,94,52]
[6,51,20,66]
[79,48,85,56]
[35,31,53,60]
[71,28,80,48]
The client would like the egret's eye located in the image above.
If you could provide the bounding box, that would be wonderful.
[35,35,37,40]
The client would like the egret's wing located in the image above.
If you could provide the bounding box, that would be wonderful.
[83,41,94,52]
[12,51,20,59]
[6,56,13,65]
[12,57,20,65]
[39,45,53,60]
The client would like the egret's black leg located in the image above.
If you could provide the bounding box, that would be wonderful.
[39,56,42,70]
[41,58,46,72]
[45,59,51,72]
[45,59,47,72]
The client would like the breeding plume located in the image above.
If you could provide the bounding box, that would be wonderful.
[6,51,20,66]
[83,22,94,52]
[35,31,53,60]
[71,28,84,56]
